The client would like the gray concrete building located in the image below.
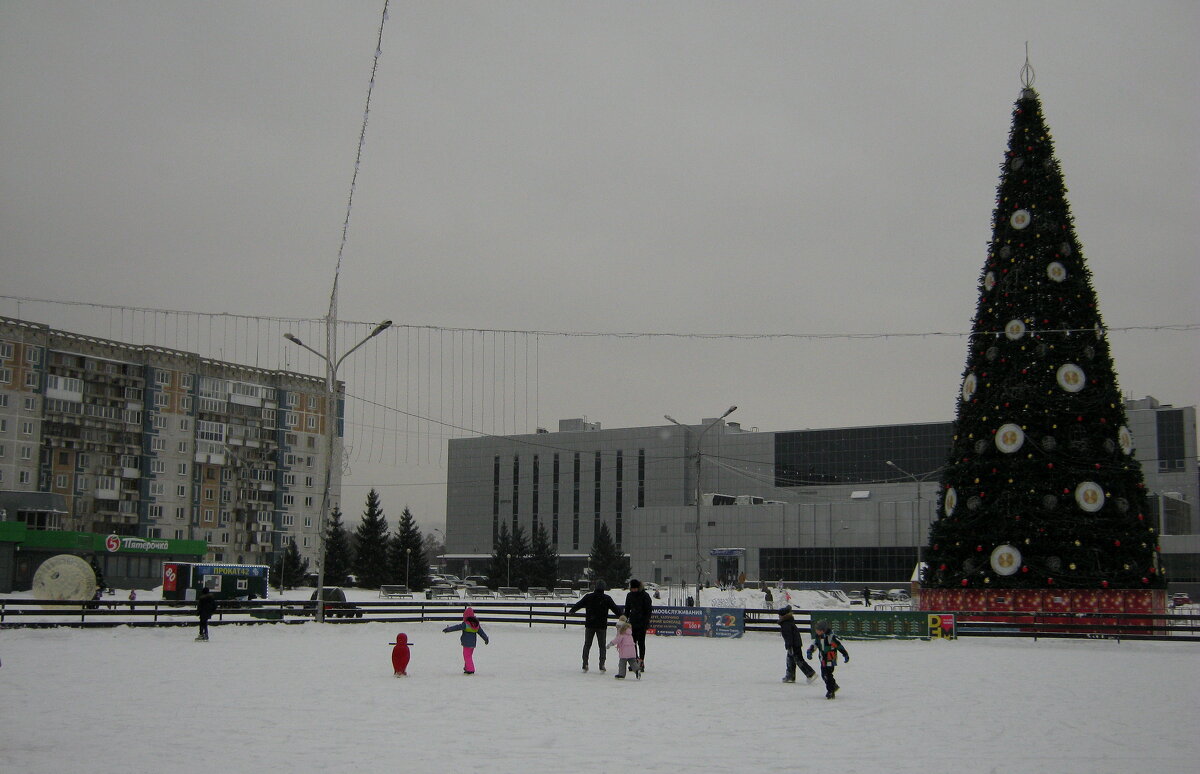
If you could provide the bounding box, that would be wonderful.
[446,399,1197,588]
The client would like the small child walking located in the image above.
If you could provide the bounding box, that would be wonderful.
[806,619,849,699]
[607,616,641,679]
[443,606,489,674]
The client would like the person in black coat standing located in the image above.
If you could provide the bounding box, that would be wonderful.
[196,588,217,641]
[778,606,816,683]
[569,580,621,672]
[622,579,653,670]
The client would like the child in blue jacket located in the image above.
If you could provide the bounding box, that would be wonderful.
[443,606,489,674]
[807,619,849,699]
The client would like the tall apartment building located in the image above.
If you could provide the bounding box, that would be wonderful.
[0,317,341,570]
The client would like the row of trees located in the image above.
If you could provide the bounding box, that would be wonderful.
[273,489,442,591]
[486,520,629,591]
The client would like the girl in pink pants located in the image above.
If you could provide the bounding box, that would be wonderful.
[442,606,490,674]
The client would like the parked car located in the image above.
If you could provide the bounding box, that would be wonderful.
[307,587,362,619]
[464,575,490,587]
[440,574,464,587]
[1170,592,1192,607]
[888,588,912,601]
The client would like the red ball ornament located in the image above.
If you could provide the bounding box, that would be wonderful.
[1021,566,1029,573]
[1114,540,1121,547]
[1101,580,1109,588]
[976,545,984,552]
[961,579,969,587]
[1046,577,1055,585]
[1077,416,1084,422]
[1137,514,1145,521]
[1142,577,1149,584]
[1047,463,1054,469]
[939,564,947,571]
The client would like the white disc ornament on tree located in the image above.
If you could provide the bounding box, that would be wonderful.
[32,554,98,610]
[1056,363,1086,393]
[1047,261,1068,283]
[944,487,958,517]
[1075,481,1106,513]
[990,544,1022,576]
[995,423,1025,454]
[1118,426,1134,455]
[984,272,996,292]
[962,373,977,403]
[1010,209,1032,229]
[1005,319,1027,340]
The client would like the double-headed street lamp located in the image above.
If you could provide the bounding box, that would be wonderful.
[885,460,944,584]
[665,405,737,604]
[284,319,391,621]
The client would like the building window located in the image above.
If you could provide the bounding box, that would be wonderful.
[304,516,312,528]
[177,462,188,476]
[0,368,11,384]
[638,449,645,508]
[152,415,166,430]
[176,484,188,497]
[286,393,297,408]
[512,456,520,534]
[151,460,165,474]
[20,421,33,435]
[304,496,314,508]
[552,453,560,547]
[25,372,38,389]
[572,453,581,551]
[20,446,33,461]
[306,415,317,430]
[0,341,12,359]
[593,451,602,542]
[282,494,294,506]
[307,395,318,410]
[19,470,31,484]
[149,504,163,518]
[55,473,68,489]
[23,396,36,411]
[179,418,190,431]
[492,455,501,543]
[151,437,165,451]
[150,482,164,496]
[182,374,193,389]
[155,370,171,386]
[153,392,169,408]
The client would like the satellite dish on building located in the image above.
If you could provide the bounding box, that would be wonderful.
[32,554,98,610]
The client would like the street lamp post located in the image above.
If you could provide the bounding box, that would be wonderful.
[284,319,392,621]
[405,547,411,588]
[506,553,512,587]
[665,405,737,607]
[886,460,944,584]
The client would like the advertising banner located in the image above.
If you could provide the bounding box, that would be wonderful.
[649,606,744,638]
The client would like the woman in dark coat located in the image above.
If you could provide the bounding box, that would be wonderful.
[569,580,621,671]
[622,579,653,669]
[777,606,816,683]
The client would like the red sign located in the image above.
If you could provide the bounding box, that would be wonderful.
[163,564,179,593]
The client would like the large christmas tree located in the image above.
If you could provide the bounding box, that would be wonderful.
[924,80,1162,592]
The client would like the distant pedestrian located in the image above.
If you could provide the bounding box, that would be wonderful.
[442,606,489,674]
[777,606,816,684]
[569,580,620,672]
[196,588,217,641]
[607,616,641,679]
[807,619,849,699]
[764,587,774,608]
[623,579,653,671]
[862,587,871,607]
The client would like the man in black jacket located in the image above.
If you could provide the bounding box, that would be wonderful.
[569,580,620,671]
[197,588,217,641]
[622,579,653,670]
[778,606,816,683]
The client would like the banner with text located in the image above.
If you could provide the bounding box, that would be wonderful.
[649,606,744,638]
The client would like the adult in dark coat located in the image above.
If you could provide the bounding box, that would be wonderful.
[622,579,654,668]
[777,606,816,683]
[569,580,620,671]
[197,588,217,641]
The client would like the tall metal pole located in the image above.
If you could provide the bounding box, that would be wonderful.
[665,405,736,607]
[886,461,944,584]
[285,320,391,621]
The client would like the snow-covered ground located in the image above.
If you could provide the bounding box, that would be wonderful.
[2,587,1197,774]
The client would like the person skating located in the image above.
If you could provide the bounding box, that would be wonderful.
[777,606,816,683]
[607,616,641,679]
[807,619,849,699]
[196,587,217,641]
[622,579,653,671]
[443,606,489,674]
[569,580,620,672]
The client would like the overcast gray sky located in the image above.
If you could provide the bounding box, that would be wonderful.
[2,1,1197,532]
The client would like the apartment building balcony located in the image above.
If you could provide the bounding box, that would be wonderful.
[121,467,140,479]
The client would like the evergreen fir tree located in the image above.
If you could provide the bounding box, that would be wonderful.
[508,524,531,589]
[387,507,431,590]
[323,507,354,586]
[526,524,560,590]
[925,83,1161,591]
[487,523,513,589]
[352,488,391,589]
[271,540,309,590]
[89,554,107,592]
[588,521,630,589]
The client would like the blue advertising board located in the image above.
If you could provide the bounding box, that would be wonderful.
[649,606,744,638]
